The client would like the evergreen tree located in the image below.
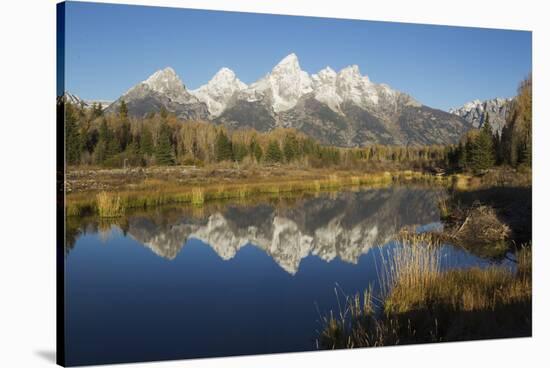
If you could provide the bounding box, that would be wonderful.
[139,127,154,156]
[249,138,263,162]
[65,103,81,165]
[232,142,248,162]
[215,131,233,162]
[283,133,300,162]
[126,138,142,165]
[119,100,128,121]
[160,106,168,119]
[470,116,495,172]
[83,127,99,155]
[265,140,283,163]
[456,142,467,170]
[94,118,118,164]
[91,102,103,119]
[155,123,175,165]
[118,120,132,152]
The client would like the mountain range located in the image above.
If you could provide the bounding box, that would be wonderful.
[71,53,510,146]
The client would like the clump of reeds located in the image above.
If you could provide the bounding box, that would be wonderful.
[66,203,81,217]
[318,286,385,349]
[237,186,249,199]
[437,195,450,218]
[379,241,441,313]
[96,191,125,217]
[517,245,531,279]
[312,180,321,192]
[327,174,342,188]
[191,187,205,206]
[452,174,471,190]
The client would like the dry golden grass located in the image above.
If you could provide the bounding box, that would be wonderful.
[96,192,125,217]
[319,240,532,349]
[380,242,442,314]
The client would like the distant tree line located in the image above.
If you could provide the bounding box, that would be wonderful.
[447,75,532,172]
[61,99,450,170]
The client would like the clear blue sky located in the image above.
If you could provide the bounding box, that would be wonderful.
[63,1,532,110]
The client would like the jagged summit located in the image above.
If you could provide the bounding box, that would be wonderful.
[190,67,247,117]
[449,97,512,133]
[317,66,337,77]
[213,67,238,79]
[142,66,191,102]
[273,52,301,70]
[239,53,314,113]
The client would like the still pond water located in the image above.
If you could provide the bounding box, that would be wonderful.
[65,186,509,366]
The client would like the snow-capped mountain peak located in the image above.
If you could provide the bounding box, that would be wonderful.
[191,67,247,117]
[242,53,313,113]
[206,67,247,93]
[272,52,301,71]
[313,67,337,82]
[338,64,363,79]
[143,67,188,98]
[332,65,378,107]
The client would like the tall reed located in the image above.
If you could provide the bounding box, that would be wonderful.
[96,191,125,217]
[191,187,205,206]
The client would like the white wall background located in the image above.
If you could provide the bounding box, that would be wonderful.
[0,0,548,367]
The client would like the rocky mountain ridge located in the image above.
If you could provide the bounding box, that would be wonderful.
[449,97,512,134]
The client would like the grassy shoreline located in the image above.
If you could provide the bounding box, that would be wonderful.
[66,167,451,217]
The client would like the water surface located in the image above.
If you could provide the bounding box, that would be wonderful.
[65,187,506,366]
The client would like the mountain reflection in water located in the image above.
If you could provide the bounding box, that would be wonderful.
[71,187,442,274]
